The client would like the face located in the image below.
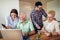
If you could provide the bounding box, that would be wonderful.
[10,13,17,20]
[19,13,26,22]
[35,5,42,11]
[48,14,54,21]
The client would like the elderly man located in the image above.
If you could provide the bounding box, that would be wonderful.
[16,12,35,40]
[41,10,60,36]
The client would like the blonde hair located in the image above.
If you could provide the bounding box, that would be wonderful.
[48,10,55,17]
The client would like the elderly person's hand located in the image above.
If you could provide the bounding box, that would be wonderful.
[52,32,58,36]
[22,32,29,38]
[45,32,51,37]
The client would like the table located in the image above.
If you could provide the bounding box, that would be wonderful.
[0,30,60,40]
[30,34,60,40]
[0,39,3,40]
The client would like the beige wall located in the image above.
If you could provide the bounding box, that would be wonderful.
[19,0,47,19]
[47,0,60,21]
[20,1,34,19]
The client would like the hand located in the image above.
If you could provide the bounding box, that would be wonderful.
[6,26,11,29]
[52,32,58,36]
[45,32,51,37]
[22,32,29,37]
[40,30,46,35]
[36,24,40,29]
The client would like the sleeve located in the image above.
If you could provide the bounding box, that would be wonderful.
[54,21,60,34]
[29,21,34,31]
[41,21,49,33]
[5,16,9,26]
[30,12,37,26]
[16,22,20,29]
[41,9,47,18]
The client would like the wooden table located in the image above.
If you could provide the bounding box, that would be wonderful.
[0,39,3,40]
[30,34,60,40]
[0,34,60,40]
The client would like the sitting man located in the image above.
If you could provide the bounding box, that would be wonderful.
[41,10,60,36]
[16,12,35,40]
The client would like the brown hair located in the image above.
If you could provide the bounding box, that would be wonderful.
[10,9,18,17]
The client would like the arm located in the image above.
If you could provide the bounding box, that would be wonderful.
[41,9,47,18]
[52,21,60,35]
[28,30,35,36]
[22,21,35,37]
[41,27,52,36]
[28,21,35,36]
[5,16,9,27]
[16,22,20,29]
[30,13,40,29]
[5,16,11,29]
[41,22,47,34]
[30,13,37,26]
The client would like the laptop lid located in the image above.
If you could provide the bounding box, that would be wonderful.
[1,29,23,40]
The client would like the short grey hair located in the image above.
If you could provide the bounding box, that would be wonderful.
[19,11,28,19]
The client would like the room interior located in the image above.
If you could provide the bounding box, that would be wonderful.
[0,0,60,28]
[0,0,60,40]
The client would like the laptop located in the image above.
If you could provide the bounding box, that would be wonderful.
[1,29,23,40]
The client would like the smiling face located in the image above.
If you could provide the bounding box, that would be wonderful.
[10,9,18,20]
[10,13,17,20]
[19,12,26,22]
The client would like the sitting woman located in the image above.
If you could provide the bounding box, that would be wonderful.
[5,9,19,29]
[41,10,60,36]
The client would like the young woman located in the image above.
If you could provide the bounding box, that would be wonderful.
[5,9,19,29]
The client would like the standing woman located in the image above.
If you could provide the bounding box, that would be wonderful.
[5,9,19,29]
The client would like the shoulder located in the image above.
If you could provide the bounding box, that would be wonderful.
[43,20,48,26]
[27,20,32,24]
[53,20,59,24]
[31,9,35,15]
[6,15,11,20]
[41,8,45,11]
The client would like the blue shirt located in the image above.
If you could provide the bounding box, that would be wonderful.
[6,16,19,29]
[30,9,47,29]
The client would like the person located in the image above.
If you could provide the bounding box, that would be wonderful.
[5,9,19,29]
[30,1,47,32]
[16,12,35,40]
[42,10,60,36]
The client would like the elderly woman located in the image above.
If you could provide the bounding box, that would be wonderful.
[16,12,35,40]
[41,10,60,36]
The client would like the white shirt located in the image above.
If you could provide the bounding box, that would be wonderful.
[5,16,19,29]
[43,20,60,34]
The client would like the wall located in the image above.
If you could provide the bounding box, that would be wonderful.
[19,0,47,20]
[0,0,19,29]
[47,0,60,21]
[20,1,34,19]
